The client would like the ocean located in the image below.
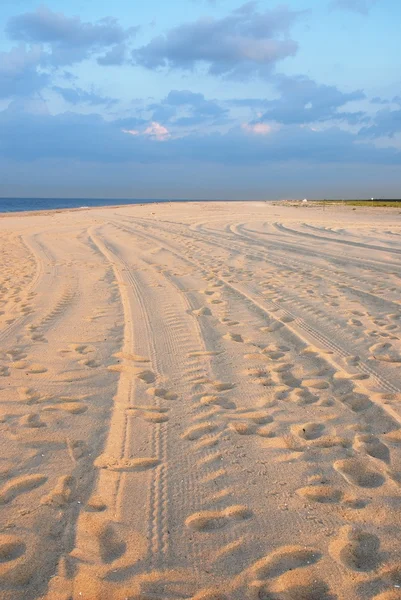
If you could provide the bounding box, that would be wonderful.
[0,197,197,214]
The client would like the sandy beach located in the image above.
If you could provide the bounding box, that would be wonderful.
[0,201,401,600]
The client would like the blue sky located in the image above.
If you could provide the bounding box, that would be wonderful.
[0,0,400,199]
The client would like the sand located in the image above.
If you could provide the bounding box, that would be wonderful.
[0,201,400,600]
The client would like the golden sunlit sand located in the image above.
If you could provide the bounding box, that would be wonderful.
[0,201,400,599]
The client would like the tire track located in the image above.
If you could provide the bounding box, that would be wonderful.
[116,217,401,423]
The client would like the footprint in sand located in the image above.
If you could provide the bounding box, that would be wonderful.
[94,455,159,472]
[353,434,390,463]
[231,409,273,425]
[0,532,41,587]
[334,458,385,488]
[28,364,48,374]
[224,332,244,343]
[342,392,372,412]
[293,422,325,440]
[330,526,381,571]
[0,474,47,504]
[229,422,258,435]
[200,395,236,410]
[128,407,169,423]
[370,342,401,363]
[248,545,322,585]
[182,422,218,441]
[43,401,88,415]
[146,387,178,400]
[212,381,235,392]
[193,307,212,317]
[0,366,10,377]
[303,378,330,390]
[185,505,251,532]
[297,485,343,503]
[19,413,46,428]
[41,475,75,507]
[81,359,100,368]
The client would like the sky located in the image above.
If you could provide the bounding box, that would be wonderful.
[0,0,400,199]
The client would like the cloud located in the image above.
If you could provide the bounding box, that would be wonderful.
[0,44,47,98]
[145,90,229,128]
[371,96,390,105]
[258,74,365,125]
[143,121,170,140]
[359,109,401,138]
[0,105,399,167]
[6,5,138,66]
[53,86,118,107]
[132,2,304,78]
[97,43,127,66]
[242,122,272,135]
[329,0,376,15]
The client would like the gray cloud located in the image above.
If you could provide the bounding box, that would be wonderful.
[0,44,48,98]
[258,75,365,125]
[7,5,138,66]
[0,105,399,167]
[359,109,401,138]
[329,0,376,15]
[97,43,127,66]
[133,2,304,77]
[53,86,118,107]
[145,90,229,127]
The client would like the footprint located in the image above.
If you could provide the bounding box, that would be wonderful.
[43,402,88,415]
[370,342,401,363]
[182,423,218,441]
[290,388,319,405]
[342,392,372,412]
[334,458,385,488]
[20,413,46,428]
[0,535,26,563]
[28,364,48,374]
[224,332,244,343]
[137,410,169,423]
[114,352,150,363]
[212,381,235,392]
[0,474,47,504]
[146,387,177,400]
[0,533,39,586]
[252,571,333,600]
[303,379,330,390]
[94,455,159,471]
[249,545,321,580]
[134,369,155,384]
[348,318,363,326]
[41,475,75,507]
[330,526,381,571]
[281,315,295,323]
[193,307,212,317]
[201,395,236,410]
[186,505,251,532]
[297,485,343,503]
[77,515,128,564]
[232,410,273,425]
[354,434,390,463]
[293,423,325,440]
[81,359,100,369]
[229,422,257,435]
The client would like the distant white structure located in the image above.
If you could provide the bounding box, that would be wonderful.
[302,198,308,203]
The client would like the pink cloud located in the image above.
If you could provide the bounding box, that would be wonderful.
[242,122,272,135]
[144,121,169,140]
